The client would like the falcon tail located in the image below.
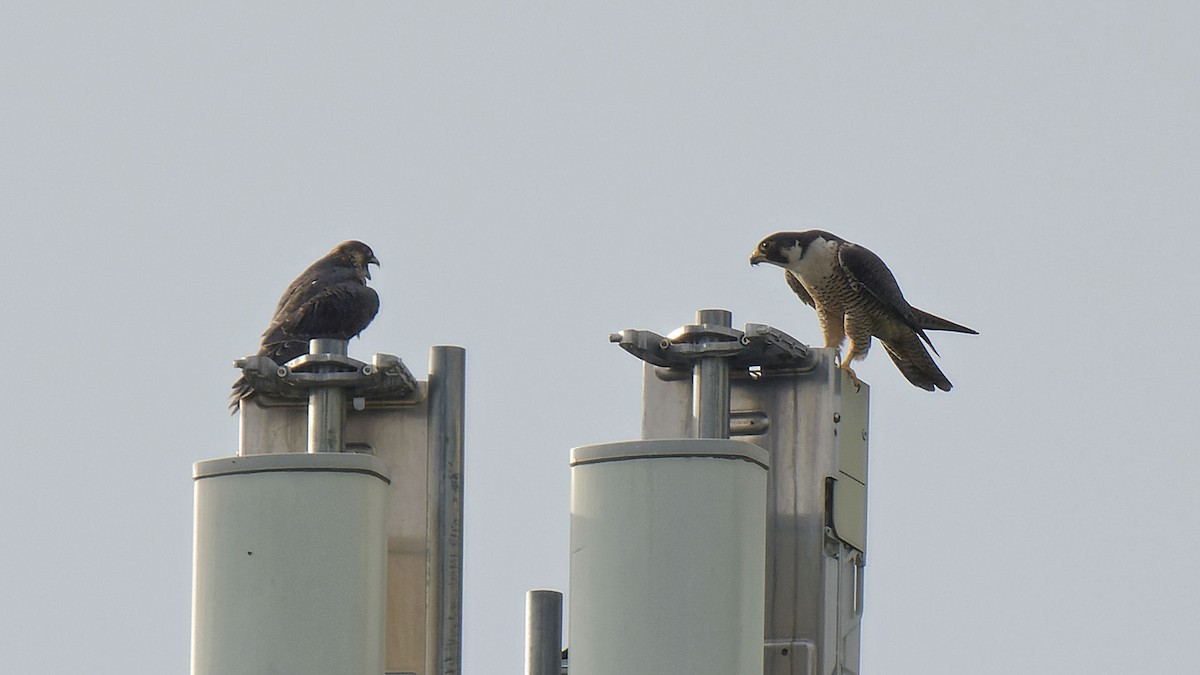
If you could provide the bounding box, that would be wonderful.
[880,336,953,392]
[228,341,311,414]
[911,307,978,335]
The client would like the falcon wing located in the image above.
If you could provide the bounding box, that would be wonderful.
[910,307,978,334]
[284,281,380,340]
[262,264,363,341]
[836,242,939,353]
[784,270,816,308]
[267,263,326,321]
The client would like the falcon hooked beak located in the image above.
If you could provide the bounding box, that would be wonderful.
[365,253,380,280]
[749,239,772,265]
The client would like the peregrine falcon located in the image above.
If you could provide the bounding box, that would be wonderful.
[750,230,976,391]
[230,240,381,410]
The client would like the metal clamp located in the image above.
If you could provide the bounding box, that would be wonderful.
[609,318,814,375]
[234,348,420,402]
[610,309,815,439]
[234,339,421,453]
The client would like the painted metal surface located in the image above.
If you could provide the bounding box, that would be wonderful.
[525,590,563,675]
[568,439,768,675]
[641,350,869,675]
[191,453,390,675]
[425,346,466,675]
[234,345,465,675]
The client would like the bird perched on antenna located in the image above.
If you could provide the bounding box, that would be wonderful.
[750,230,976,391]
[230,240,381,411]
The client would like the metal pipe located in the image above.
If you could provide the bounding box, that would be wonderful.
[425,345,466,675]
[693,309,731,439]
[525,590,563,675]
[307,338,347,453]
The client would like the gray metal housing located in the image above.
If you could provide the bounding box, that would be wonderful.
[191,453,391,675]
[568,439,769,675]
[236,345,465,675]
[639,348,868,675]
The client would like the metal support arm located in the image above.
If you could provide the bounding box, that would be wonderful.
[609,309,815,439]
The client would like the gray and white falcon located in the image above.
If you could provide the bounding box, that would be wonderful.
[750,230,977,391]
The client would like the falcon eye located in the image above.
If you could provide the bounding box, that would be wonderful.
[760,242,771,251]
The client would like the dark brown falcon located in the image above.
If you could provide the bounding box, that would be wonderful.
[230,240,381,410]
[750,230,976,391]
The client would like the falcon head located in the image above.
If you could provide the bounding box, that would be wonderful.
[749,230,842,270]
[328,240,381,280]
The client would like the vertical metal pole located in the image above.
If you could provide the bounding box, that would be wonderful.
[693,309,731,439]
[426,346,466,675]
[525,590,563,675]
[307,338,347,453]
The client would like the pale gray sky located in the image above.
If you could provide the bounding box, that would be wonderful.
[2,2,1197,673]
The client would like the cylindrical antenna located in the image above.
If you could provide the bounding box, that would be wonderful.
[568,439,769,674]
[192,453,391,675]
